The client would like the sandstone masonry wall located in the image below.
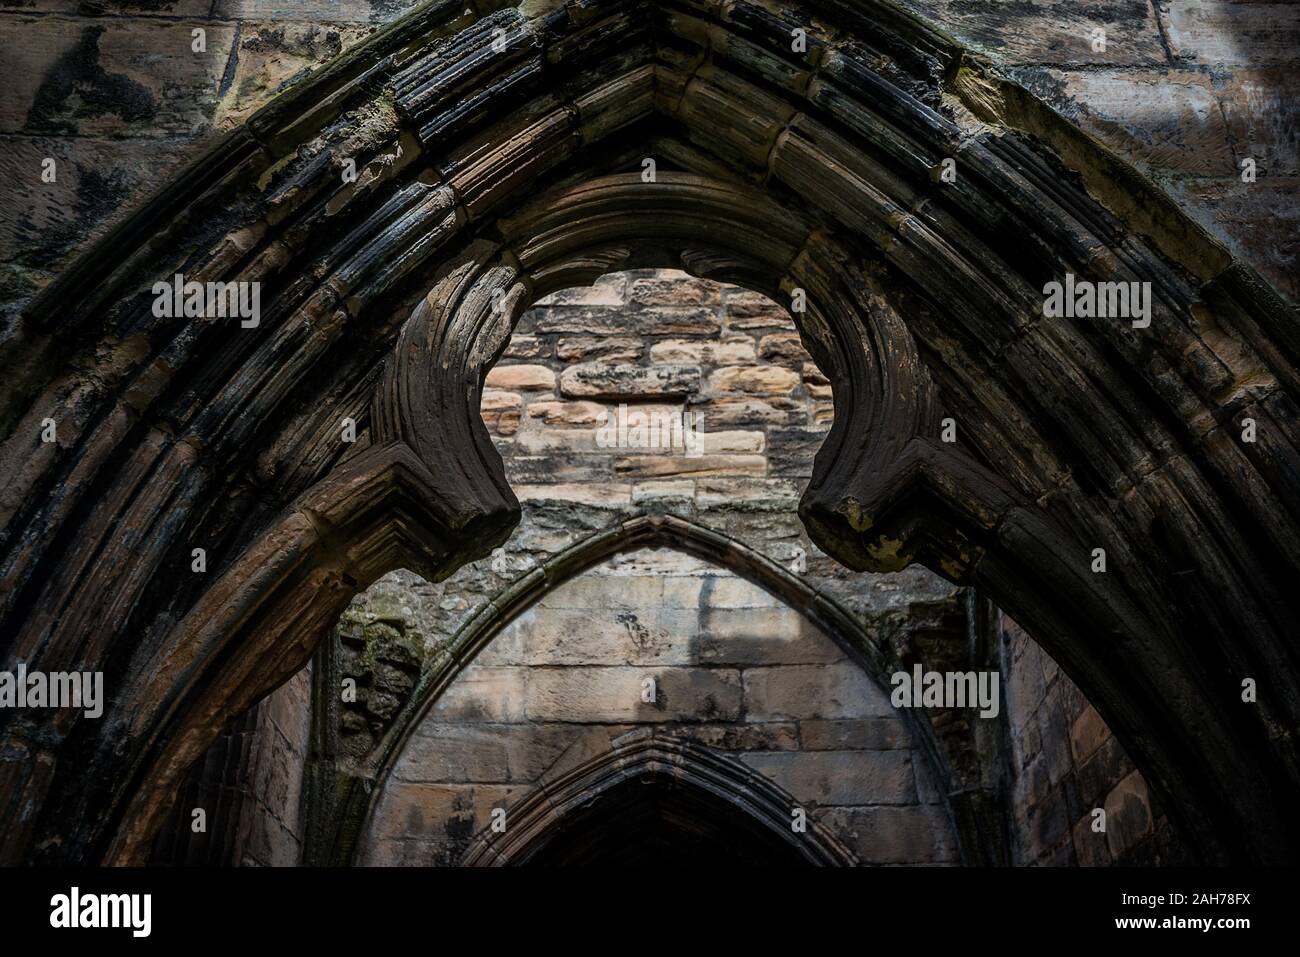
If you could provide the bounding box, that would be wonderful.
[0,0,1238,865]
[1000,614,1187,865]
[359,548,960,866]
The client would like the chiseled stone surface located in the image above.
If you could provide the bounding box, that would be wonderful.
[2,0,1249,867]
[488,270,823,487]
[151,661,313,866]
[347,273,958,674]
[359,549,959,867]
[999,612,1186,866]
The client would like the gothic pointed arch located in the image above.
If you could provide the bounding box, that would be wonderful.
[330,513,984,867]
[0,0,1295,866]
[457,730,861,866]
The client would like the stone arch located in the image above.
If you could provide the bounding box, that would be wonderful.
[0,0,1295,865]
[338,513,972,866]
[456,730,860,866]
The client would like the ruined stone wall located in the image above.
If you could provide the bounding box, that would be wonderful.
[340,270,1182,867]
[140,257,1184,866]
[351,270,959,678]
[359,548,960,866]
[283,264,1190,867]
[0,0,1251,864]
[340,271,964,774]
[905,0,1299,300]
[999,614,1186,866]
[2,0,1294,321]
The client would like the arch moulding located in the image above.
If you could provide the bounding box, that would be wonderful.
[0,0,1295,867]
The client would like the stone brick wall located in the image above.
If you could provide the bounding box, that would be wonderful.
[358,548,959,866]
[0,0,411,318]
[904,0,1299,300]
[488,269,829,491]
[1000,614,1186,866]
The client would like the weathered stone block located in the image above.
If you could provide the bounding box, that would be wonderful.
[694,477,801,508]
[523,666,743,722]
[650,337,756,365]
[524,399,607,425]
[1070,703,1110,764]
[697,430,764,453]
[743,663,895,720]
[2,16,235,136]
[630,479,695,502]
[742,749,917,805]
[504,454,618,484]
[799,718,910,751]
[395,724,513,783]
[758,331,811,363]
[513,428,603,455]
[634,306,721,336]
[724,290,794,329]
[528,307,615,335]
[485,364,556,391]
[708,366,800,395]
[686,722,801,752]
[1104,769,1153,858]
[695,606,844,665]
[696,395,805,426]
[555,336,643,362]
[816,805,958,863]
[612,453,766,478]
[629,274,721,306]
[512,482,632,506]
[508,604,698,666]
[430,667,528,722]
[1163,1,1300,65]
[560,363,699,398]
[0,135,192,266]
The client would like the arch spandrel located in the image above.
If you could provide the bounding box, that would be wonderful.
[0,0,1295,866]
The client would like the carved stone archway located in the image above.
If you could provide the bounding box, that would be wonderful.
[0,0,1296,866]
[458,731,861,867]
[323,513,992,867]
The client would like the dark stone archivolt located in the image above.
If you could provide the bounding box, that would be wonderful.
[0,0,1297,866]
